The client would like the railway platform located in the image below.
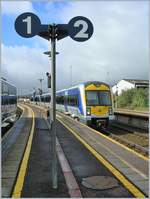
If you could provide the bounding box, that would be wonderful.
[114,109,149,131]
[2,103,149,198]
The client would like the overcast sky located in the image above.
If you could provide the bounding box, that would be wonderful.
[1,1,149,95]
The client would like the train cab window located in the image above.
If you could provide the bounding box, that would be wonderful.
[99,91,111,106]
[86,91,99,106]
[86,91,112,106]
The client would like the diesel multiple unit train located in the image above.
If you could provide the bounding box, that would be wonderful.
[1,78,17,126]
[32,81,114,127]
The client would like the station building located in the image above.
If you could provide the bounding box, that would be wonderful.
[112,79,149,96]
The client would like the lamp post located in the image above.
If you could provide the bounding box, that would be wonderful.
[43,49,59,189]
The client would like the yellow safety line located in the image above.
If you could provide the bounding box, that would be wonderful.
[57,118,146,198]
[31,103,148,161]
[58,111,149,161]
[80,121,149,161]
[84,131,148,179]
[12,106,35,198]
[2,104,25,142]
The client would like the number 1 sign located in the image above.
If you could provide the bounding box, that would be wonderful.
[15,12,41,38]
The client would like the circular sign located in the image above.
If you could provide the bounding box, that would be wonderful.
[68,16,94,42]
[15,12,41,38]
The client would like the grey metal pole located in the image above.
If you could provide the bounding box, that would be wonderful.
[50,24,57,189]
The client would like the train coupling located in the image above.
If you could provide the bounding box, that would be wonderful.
[96,119,109,128]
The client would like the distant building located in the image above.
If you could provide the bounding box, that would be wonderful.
[112,79,149,96]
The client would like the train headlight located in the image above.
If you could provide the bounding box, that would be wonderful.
[86,107,91,116]
[109,107,113,115]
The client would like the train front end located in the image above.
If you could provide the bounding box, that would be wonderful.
[84,82,114,127]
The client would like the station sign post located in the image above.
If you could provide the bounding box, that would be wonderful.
[15,13,94,189]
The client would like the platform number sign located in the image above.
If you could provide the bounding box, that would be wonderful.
[15,12,41,38]
[15,13,94,42]
[68,16,94,42]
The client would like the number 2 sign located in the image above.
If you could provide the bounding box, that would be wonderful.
[68,16,94,42]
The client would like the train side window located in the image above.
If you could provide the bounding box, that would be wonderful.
[56,96,60,104]
[68,95,78,106]
[5,96,8,105]
[61,96,64,104]
[46,95,50,102]
[41,96,44,102]
[2,96,4,105]
[9,96,11,104]
[48,96,50,102]
[67,95,69,105]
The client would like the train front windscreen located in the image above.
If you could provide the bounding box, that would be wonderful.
[86,91,112,106]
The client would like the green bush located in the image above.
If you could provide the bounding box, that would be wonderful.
[116,88,149,109]
[131,88,149,108]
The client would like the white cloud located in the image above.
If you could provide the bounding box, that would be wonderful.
[1,44,50,94]
[2,1,149,94]
[1,1,34,15]
[55,1,149,89]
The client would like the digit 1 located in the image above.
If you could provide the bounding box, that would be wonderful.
[23,16,31,34]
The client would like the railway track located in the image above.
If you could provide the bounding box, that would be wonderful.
[2,106,23,137]
[99,123,149,157]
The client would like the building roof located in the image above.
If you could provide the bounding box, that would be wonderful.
[123,79,149,84]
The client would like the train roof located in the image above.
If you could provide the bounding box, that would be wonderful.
[57,81,110,93]
[35,81,111,96]
[83,81,110,87]
[1,77,16,88]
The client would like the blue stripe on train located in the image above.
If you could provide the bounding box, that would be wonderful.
[56,88,84,115]
[66,88,84,115]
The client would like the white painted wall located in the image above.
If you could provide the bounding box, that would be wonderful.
[112,80,135,95]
